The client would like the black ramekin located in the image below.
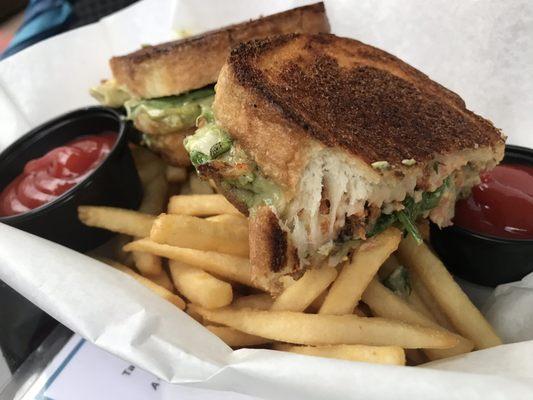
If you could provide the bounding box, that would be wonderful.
[0,106,142,252]
[431,144,533,287]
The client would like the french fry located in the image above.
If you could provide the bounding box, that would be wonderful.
[166,165,188,183]
[151,214,249,257]
[377,254,435,320]
[138,174,168,215]
[273,343,405,366]
[206,214,249,227]
[168,194,241,216]
[131,250,163,276]
[362,279,474,360]
[232,294,273,310]
[169,260,233,309]
[206,325,270,347]
[409,272,454,330]
[398,236,502,349]
[319,228,401,315]
[147,269,174,292]
[405,287,436,322]
[271,268,337,312]
[102,259,184,309]
[186,305,204,323]
[123,239,263,290]
[190,305,460,349]
[78,206,155,237]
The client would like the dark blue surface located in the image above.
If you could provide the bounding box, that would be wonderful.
[2,0,72,59]
[1,0,139,59]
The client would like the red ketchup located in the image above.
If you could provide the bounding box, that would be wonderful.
[0,132,117,217]
[454,164,533,239]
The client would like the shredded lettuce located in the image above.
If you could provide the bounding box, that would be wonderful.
[396,210,423,244]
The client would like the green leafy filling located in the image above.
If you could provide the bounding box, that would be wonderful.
[184,103,284,210]
[124,87,215,130]
[367,177,451,243]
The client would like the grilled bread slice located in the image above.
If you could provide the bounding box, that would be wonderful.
[201,33,505,292]
[110,3,329,99]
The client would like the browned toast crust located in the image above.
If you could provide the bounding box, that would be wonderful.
[249,206,300,293]
[214,33,504,190]
[110,3,329,99]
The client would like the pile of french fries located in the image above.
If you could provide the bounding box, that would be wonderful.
[79,146,502,367]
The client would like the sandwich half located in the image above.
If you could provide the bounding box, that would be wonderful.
[184,33,506,292]
[90,3,329,166]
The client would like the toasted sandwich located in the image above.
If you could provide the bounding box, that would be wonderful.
[90,3,329,166]
[184,33,506,292]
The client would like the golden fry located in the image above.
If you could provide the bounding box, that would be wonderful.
[78,206,155,237]
[362,279,473,360]
[398,236,502,349]
[409,272,454,330]
[123,239,263,290]
[273,343,405,366]
[271,268,337,312]
[190,305,460,349]
[169,260,233,309]
[405,288,436,322]
[232,294,273,310]
[319,228,401,315]
[102,258,184,309]
[206,214,249,227]
[131,250,163,276]
[377,253,435,320]
[151,214,249,257]
[206,325,270,347]
[186,305,204,323]
[146,269,174,292]
[168,194,241,216]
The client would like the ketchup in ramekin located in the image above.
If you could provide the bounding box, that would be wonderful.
[431,146,533,287]
[454,164,533,240]
[0,132,117,217]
